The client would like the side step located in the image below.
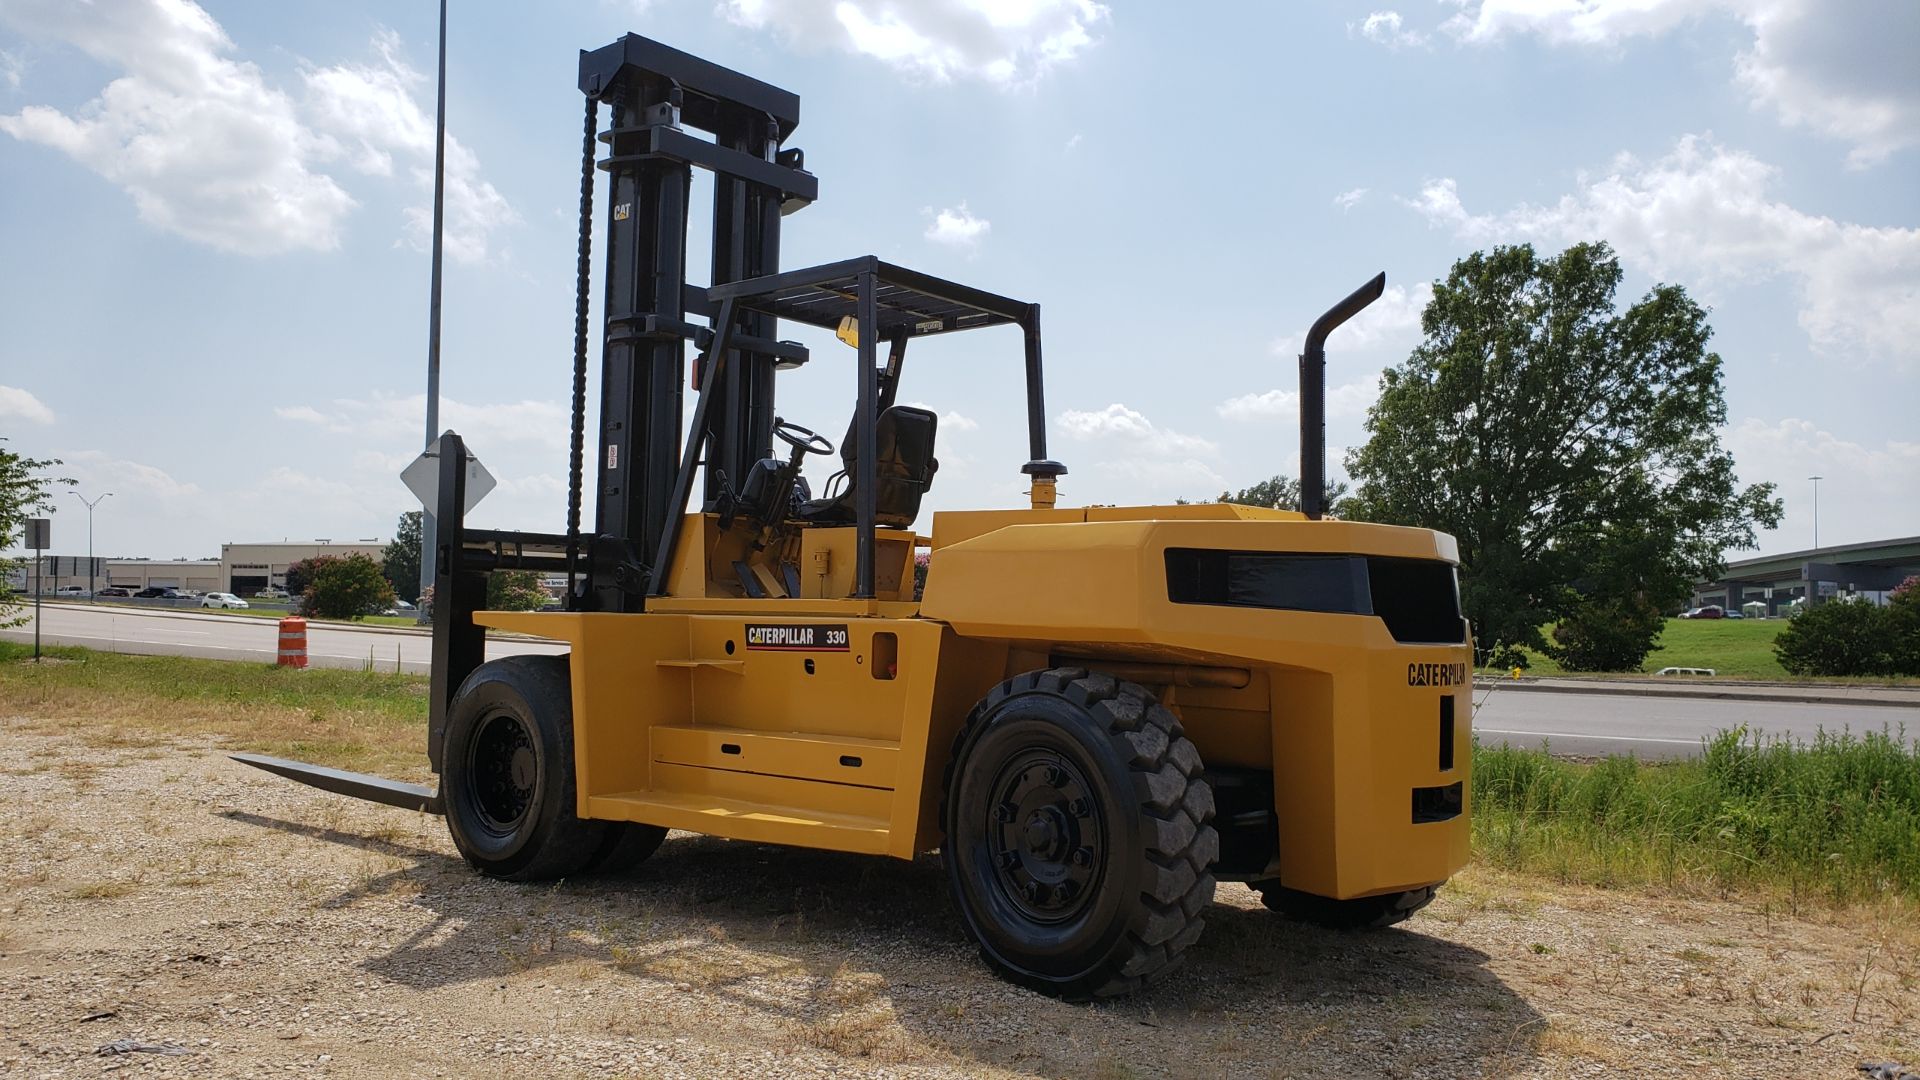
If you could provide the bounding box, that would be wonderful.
[230,753,442,815]
[587,789,891,855]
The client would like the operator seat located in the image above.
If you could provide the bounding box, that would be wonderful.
[797,405,938,528]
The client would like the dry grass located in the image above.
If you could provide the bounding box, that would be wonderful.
[1,643,429,776]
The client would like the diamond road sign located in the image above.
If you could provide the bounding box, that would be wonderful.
[401,437,496,514]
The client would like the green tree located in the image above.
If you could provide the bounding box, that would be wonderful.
[486,570,551,611]
[1885,576,1920,676]
[1344,243,1781,667]
[301,553,396,620]
[1,438,72,628]
[1176,475,1350,512]
[382,510,423,600]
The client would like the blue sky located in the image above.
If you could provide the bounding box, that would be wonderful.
[1,0,1915,561]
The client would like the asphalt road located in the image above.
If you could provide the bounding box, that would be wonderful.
[7,604,1915,759]
[2,602,564,673]
[1470,684,1914,759]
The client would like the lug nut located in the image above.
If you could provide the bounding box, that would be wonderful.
[1044,765,1067,787]
[993,802,1015,823]
[999,850,1021,869]
[1070,846,1093,867]
[1069,798,1091,818]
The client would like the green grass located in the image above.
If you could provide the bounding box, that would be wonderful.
[1474,726,1920,904]
[1520,617,1798,680]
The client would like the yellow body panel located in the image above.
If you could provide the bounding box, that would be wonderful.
[474,504,1471,900]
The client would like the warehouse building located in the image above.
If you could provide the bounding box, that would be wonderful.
[1693,535,1920,615]
[220,540,385,595]
[9,539,386,596]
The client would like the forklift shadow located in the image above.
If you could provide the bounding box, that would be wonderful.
[243,818,1543,1073]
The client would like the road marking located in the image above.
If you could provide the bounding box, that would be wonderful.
[1475,728,1705,746]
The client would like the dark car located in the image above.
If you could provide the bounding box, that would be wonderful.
[1679,605,1725,620]
[97,586,131,597]
[132,587,183,599]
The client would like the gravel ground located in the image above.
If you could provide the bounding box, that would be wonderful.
[1,718,1914,1079]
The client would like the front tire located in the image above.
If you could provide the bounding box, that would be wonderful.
[943,668,1218,999]
[442,655,606,881]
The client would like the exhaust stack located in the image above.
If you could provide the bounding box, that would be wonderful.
[1299,272,1386,520]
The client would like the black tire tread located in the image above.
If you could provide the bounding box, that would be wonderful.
[943,666,1218,999]
[446,655,605,882]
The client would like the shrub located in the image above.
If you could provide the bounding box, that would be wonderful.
[486,570,550,612]
[1773,597,1891,677]
[1548,595,1664,672]
[302,553,396,620]
[1889,577,1920,676]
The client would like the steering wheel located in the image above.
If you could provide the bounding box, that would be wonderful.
[773,418,834,457]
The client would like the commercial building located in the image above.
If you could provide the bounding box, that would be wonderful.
[8,539,386,596]
[1693,535,1920,615]
[220,540,384,595]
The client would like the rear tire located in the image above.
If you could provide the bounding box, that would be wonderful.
[442,655,605,881]
[1254,882,1438,930]
[942,668,1218,999]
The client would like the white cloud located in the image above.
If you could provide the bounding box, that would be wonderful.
[924,204,990,247]
[0,384,54,424]
[1059,403,1217,457]
[0,0,354,254]
[0,2,512,260]
[1437,0,1920,165]
[1217,379,1381,423]
[1333,187,1369,211]
[303,31,516,264]
[275,393,568,452]
[904,402,979,431]
[1401,135,1920,367]
[721,0,1108,85]
[1357,11,1426,49]
[1064,132,1082,152]
[1722,417,1920,550]
[0,48,24,90]
[57,449,201,501]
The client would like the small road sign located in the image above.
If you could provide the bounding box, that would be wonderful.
[401,437,496,514]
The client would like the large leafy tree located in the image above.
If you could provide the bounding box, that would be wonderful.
[382,510,423,600]
[301,553,397,620]
[1,438,72,627]
[1208,475,1350,513]
[1344,243,1781,668]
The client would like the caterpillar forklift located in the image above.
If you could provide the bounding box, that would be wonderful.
[238,33,1473,999]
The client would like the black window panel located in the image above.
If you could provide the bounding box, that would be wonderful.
[1412,781,1464,824]
[1367,557,1466,644]
[1165,550,1370,615]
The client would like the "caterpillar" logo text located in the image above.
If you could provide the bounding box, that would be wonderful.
[1407,662,1468,687]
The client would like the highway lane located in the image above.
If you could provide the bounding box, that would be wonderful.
[1,602,564,673]
[7,604,1916,759]
[1469,683,1915,759]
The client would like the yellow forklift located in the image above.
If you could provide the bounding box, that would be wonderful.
[239,33,1473,999]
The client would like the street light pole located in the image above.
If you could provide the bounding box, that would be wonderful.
[1808,475,1822,550]
[68,491,111,599]
[418,0,449,621]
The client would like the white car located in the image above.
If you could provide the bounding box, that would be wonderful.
[201,592,250,609]
[55,585,88,597]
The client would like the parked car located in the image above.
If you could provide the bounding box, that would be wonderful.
[1722,610,1744,619]
[132,586,183,599]
[254,585,290,599]
[97,586,131,597]
[1678,605,1724,619]
[55,585,88,596]
[201,592,250,609]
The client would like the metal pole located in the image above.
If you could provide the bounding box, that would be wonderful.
[417,0,449,619]
[1808,475,1822,550]
[69,492,110,600]
[33,549,41,661]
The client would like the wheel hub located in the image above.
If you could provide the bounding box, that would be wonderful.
[469,711,536,832]
[986,751,1102,922]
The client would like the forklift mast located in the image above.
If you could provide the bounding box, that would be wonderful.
[576,35,817,613]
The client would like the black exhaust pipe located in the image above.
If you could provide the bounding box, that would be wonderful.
[1299,272,1386,520]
